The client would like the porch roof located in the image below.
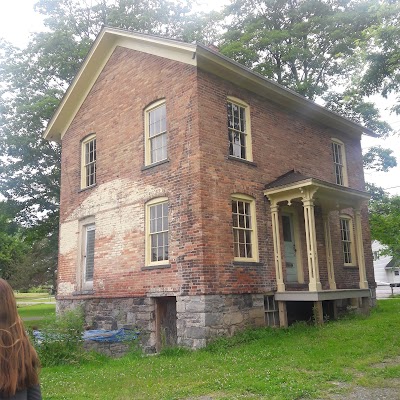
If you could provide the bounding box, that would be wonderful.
[264,170,370,210]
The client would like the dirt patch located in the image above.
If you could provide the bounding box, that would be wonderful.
[325,383,400,400]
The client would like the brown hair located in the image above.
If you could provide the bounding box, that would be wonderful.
[0,279,40,397]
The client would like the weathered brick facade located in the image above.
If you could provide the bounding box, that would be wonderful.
[48,29,375,353]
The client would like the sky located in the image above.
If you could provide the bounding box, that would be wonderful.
[0,0,399,195]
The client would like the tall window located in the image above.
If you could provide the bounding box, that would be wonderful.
[146,198,169,265]
[83,224,95,284]
[227,97,252,161]
[340,216,356,266]
[331,139,348,186]
[145,100,167,165]
[232,194,258,261]
[81,134,96,188]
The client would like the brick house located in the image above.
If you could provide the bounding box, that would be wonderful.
[44,27,375,352]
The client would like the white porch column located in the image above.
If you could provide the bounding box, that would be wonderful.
[354,207,368,289]
[302,189,322,292]
[323,212,336,290]
[270,202,285,292]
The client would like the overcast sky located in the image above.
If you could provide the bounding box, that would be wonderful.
[0,0,399,195]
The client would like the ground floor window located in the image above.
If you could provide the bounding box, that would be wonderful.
[264,296,279,327]
[339,215,356,266]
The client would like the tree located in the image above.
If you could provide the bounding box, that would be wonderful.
[0,202,28,281]
[218,0,391,136]
[359,1,400,115]
[369,194,400,261]
[0,0,202,286]
[363,145,397,172]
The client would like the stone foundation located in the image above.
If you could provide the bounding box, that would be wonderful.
[57,296,156,353]
[57,293,266,354]
[177,293,265,349]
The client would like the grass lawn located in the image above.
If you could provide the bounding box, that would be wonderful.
[40,299,400,400]
[18,304,56,328]
[15,292,55,303]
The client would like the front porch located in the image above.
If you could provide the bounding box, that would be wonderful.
[264,170,372,327]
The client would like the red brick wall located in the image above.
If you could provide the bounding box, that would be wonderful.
[59,47,203,298]
[57,48,374,300]
[195,69,373,293]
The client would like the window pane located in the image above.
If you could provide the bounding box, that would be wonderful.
[149,201,168,263]
[85,226,95,282]
[228,101,247,159]
[239,243,246,258]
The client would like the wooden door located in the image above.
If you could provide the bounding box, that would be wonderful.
[156,297,177,351]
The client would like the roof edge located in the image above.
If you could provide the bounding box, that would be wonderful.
[196,45,376,138]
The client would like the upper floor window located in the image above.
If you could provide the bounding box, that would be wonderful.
[145,100,167,165]
[227,97,252,161]
[231,194,258,261]
[146,197,169,266]
[331,139,348,186]
[81,134,96,189]
[340,215,356,266]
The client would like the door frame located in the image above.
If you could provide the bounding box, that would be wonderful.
[282,207,304,284]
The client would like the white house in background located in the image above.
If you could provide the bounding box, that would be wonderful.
[372,241,400,284]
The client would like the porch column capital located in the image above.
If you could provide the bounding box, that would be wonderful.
[300,187,318,204]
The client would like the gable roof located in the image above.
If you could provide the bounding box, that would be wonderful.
[43,27,375,142]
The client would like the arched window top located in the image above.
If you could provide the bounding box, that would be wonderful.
[146,196,168,206]
[231,193,255,201]
[227,96,250,108]
[81,132,96,143]
[144,98,166,112]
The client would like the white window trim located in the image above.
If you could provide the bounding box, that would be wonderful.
[144,99,167,166]
[227,96,253,162]
[231,193,259,262]
[339,214,357,267]
[81,133,97,189]
[77,216,95,290]
[145,197,169,266]
[331,138,348,187]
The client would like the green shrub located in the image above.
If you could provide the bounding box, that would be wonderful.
[32,307,93,367]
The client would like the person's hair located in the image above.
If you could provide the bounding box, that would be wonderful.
[0,279,40,397]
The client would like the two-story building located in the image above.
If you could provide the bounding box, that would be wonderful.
[44,28,375,352]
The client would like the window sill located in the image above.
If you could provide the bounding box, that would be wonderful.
[78,184,97,193]
[72,289,94,296]
[233,261,263,267]
[141,263,171,271]
[142,159,170,171]
[343,264,358,269]
[227,155,257,167]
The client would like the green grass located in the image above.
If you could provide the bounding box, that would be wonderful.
[39,299,400,400]
[15,292,55,303]
[18,304,56,318]
[18,304,56,328]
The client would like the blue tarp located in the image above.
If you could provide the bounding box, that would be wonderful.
[32,328,139,343]
[83,328,138,342]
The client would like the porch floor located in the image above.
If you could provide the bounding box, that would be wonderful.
[275,288,371,301]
